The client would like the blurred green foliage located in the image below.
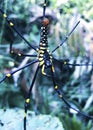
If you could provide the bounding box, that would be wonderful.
[0,0,93,130]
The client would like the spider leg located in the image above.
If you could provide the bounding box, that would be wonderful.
[43,0,47,18]
[52,21,80,53]
[50,65,93,120]
[24,64,39,130]
[0,9,38,51]
[41,65,57,78]
[41,65,47,75]
[63,61,93,66]
[65,63,93,66]
[11,51,37,58]
[0,59,38,83]
[10,43,13,54]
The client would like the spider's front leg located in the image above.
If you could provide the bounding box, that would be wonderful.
[50,65,93,120]
[24,64,39,130]
[10,48,37,58]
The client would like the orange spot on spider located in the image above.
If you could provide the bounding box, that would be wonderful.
[42,18,49,25]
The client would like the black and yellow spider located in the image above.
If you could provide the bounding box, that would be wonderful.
[0,0,93,130]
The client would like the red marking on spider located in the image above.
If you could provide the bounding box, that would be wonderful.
[42,18,49,25]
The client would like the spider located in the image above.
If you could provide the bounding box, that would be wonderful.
[0,0,93,130]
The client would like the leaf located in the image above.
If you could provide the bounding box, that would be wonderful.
[0,108,64,130]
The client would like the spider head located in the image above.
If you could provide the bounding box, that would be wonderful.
[45,59,52,67]
[43,50,52,68]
